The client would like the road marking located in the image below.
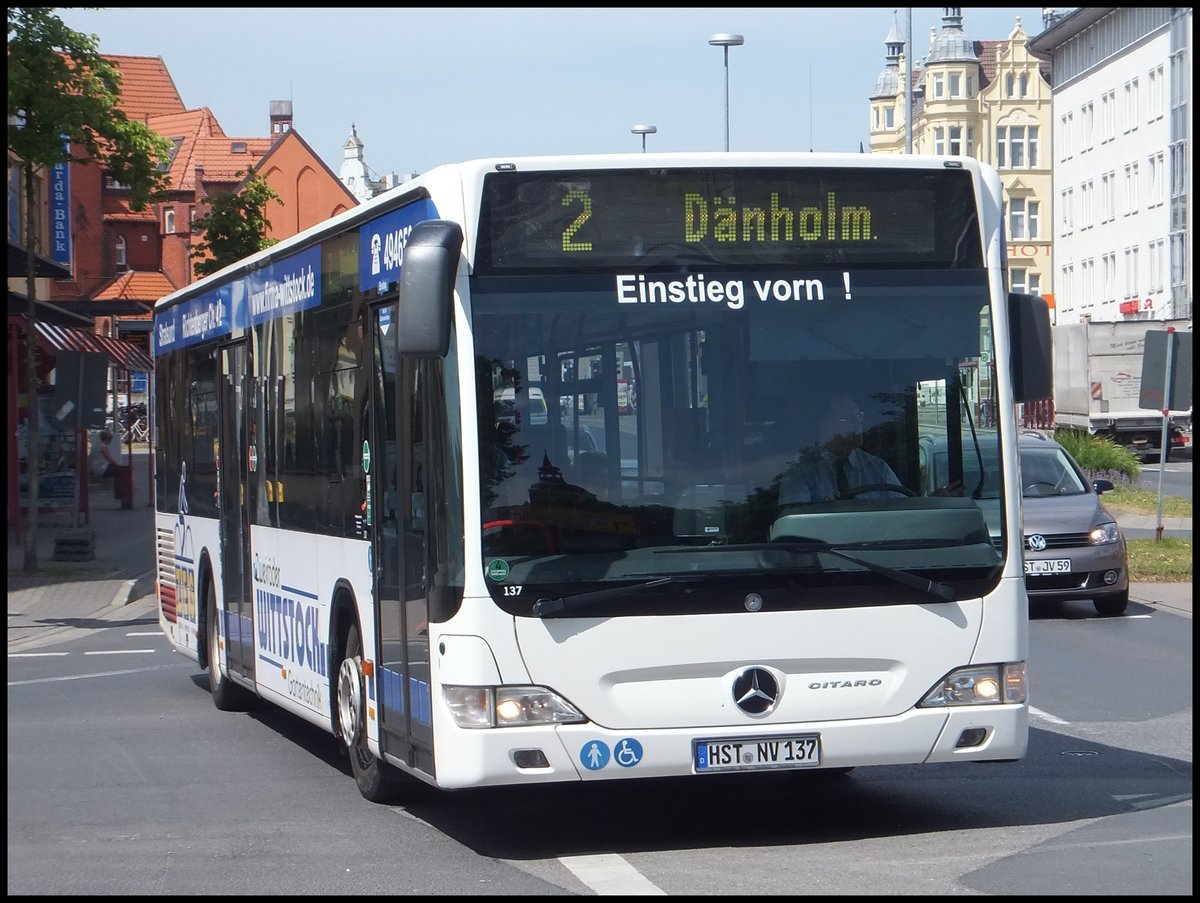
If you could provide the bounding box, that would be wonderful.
[559,853,665,896]
[7,663,183,687]
[126,631,163,637]
[84,649,158,655]
[8,652,69,658]
[1029,705,1070,725]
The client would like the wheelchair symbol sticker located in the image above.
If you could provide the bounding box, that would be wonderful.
[580,740,610,770]
[614,738,643,768]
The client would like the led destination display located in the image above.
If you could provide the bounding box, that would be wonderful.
[477,166,984,273]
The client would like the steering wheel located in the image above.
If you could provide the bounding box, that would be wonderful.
[842,483,916,498]
[1023,480,1059,495]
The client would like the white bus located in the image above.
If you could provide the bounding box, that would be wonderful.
[152,153,1051,801]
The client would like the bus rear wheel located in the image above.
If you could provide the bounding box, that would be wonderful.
[337,622,403,803]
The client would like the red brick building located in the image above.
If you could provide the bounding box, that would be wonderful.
[48,54,357,367]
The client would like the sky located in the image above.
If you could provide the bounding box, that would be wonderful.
[55,7,1048,179]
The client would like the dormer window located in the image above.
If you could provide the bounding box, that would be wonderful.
[115,235,127,270]
[164,208,176,234]
[231,141,247,154]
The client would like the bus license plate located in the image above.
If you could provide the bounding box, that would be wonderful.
[1024,559,1072,575]
[693,735,820,772]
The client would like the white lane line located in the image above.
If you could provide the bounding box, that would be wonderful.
[1029,704,1070,725]
[8,663,183,686]
[84,649,158,655]
[559,853,666,896]
[8,652,70,658]
[126,631,164,637]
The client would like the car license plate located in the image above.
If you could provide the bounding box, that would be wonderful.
[693,734,820,772]
[1024,559,1072,575]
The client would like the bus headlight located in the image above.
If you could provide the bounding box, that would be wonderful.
[443,684,586,728]
[918,663,1026,707]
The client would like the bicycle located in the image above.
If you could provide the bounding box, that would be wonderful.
[129,417,150,443]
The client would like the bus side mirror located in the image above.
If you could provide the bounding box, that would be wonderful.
[1008,292,1053,403]
[397,220,463,358]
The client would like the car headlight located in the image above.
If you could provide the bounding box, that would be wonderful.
[1088,521,1121,545]
[443,684,586,728]
[919,663,1027,707]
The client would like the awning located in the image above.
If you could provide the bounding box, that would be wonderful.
[8,239,73,279]
[28,319,154,372]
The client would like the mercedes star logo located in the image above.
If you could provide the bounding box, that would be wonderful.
[732,667,780,715]
[1027,534,1047,551]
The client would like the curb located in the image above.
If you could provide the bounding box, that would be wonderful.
[110,570,155,607]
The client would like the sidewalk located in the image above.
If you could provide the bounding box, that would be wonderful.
[7,446,157,652]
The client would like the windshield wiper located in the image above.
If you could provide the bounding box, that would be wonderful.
[738,541,957,603]
[532,576,681,618]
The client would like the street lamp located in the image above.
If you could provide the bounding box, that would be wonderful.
[708,33,744,152]
[631,124,657,152]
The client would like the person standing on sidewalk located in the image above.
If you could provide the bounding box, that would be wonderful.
[90,430,123,479]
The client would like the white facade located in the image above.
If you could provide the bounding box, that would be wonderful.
[1031,8,1192,325]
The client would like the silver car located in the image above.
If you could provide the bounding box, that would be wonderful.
[1018,431,1129,616]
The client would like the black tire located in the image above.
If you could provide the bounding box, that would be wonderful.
[1094,591,1129,617]
[337,622,403,803]
[206,579,252,711]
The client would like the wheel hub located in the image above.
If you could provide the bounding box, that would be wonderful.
[337,655,363,744]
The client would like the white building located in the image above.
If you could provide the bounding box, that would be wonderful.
[1029,8,1192,324]
[338,124,414,202]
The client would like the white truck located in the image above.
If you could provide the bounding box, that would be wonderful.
[1052,318,1192,459]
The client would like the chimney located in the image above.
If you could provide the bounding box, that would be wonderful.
[270,100,294,136]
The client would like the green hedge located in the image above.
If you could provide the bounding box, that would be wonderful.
[1053,428,1142,482]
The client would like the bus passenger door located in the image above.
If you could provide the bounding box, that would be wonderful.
[218,342,255,683]
[369,304,430,770]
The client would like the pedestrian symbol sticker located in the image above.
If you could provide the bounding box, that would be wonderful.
[580,740,610,771]
[614,737,643,768]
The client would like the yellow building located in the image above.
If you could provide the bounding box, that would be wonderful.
[869,9,1054,306]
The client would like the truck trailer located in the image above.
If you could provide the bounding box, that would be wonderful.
[1051,319,1192,460]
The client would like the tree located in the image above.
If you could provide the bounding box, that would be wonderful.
[190,167,281,277]
[7,8,172,570]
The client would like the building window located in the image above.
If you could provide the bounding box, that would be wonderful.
[997,126,1038,169]
[1123,246,1140,299]
[1148,65,1164,121]
[1101,171,1116,223]
[1019,74,1029,98]
[1101,89,1116,143]
[1148,238,1165,294]
[1123,78,1139,132]
[1081,182,1093,230]
[933,74,944,99]
[164,208,176,234]
[1102,253,1117,303]
[114,235,126,270]
[949,72,961,97]
[1081,102,1094,151]
[1058,114,1072,161]
[1010,267,1029,294]
[949,126,963,156]
[934,127,945,155]
[189,206,197,231]
[1005,73,1014,97]
[1148,152,1165,207]
[1124,162,1139,215]
[884,107,894,129]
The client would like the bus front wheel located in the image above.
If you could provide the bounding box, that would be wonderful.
[206,580,252,711]
[337,622,402,802]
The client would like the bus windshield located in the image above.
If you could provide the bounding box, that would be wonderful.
[472,267,1006,616]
